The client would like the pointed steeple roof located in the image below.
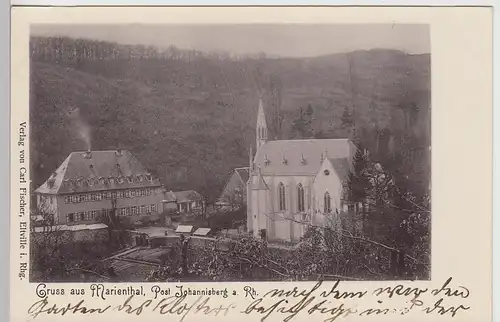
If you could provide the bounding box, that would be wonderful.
[257,97,267,128]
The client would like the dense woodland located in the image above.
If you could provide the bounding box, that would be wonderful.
[29,36,430,207]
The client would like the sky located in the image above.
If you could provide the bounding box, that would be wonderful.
[31,24,430,58]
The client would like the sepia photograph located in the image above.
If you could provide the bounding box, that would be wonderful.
[28,23,431,283]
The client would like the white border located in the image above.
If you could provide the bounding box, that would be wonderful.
[5,3,497,322]
[8,1,498,6]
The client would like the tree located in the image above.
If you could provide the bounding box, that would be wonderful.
[341,105,353,128]
[30,198,67,280]
[347,147,370,206]
[225,185,245,212]
[291,105,314,139]
[313,129,327,139]
[30,198,119,282]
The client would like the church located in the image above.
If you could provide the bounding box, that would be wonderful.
[247,99,358,242]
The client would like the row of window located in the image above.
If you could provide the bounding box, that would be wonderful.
[64,188,158,204]
[116,204,158,216]
[66,209,109,223]
[276,182,333,214]
[261,154,308,167]
[65,204,158,223]
[64,174,154,188]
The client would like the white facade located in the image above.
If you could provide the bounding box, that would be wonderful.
[247,99,355,242]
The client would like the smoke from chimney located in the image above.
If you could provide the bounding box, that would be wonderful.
[67,106,92,151]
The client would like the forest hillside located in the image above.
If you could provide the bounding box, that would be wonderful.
[29,36,431,202]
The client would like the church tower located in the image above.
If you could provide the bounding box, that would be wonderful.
[256,97,268,149]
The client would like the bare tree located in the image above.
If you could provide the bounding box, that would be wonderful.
[30,198,68,280]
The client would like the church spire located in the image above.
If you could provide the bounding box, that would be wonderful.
[256,97,268,149]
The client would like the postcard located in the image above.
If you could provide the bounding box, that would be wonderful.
[10,6,492,322]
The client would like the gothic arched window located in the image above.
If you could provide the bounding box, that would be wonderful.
[324,192,332,213]
[278,183,286,211]
[297,184,305,212]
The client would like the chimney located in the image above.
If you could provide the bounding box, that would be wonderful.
[83,150,92,159]
[116,149,122,156]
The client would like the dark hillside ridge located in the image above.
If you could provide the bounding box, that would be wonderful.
[30,36,430,202]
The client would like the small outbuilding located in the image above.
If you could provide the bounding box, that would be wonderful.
[193,228,212,237]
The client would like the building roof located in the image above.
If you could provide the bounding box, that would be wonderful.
[257,98,267,128]
[235,167,250,184]
[193,228,211,236]
[328,158,352,181]
[252,168,269,190]
[175,225,194,233]
[173,190,202,203]
[253,139,356,176]
[33,223,108,232]
[162,190,177,202]
[35,150,161,195]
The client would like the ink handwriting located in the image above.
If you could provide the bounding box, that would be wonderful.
[28,297,111,319]
[241,277,471,322]
[28,293,237,320]
[27,277,471,321]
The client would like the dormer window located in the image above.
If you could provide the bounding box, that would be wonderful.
[127,176,133,183]
[98,177,105,185]
[47,178,56,188]
[263,154,270,166]
[324,169,330,176]
[88,178,95,186]
[117,176,124,184]
[137,174,143,182]
[146,174,152,181]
